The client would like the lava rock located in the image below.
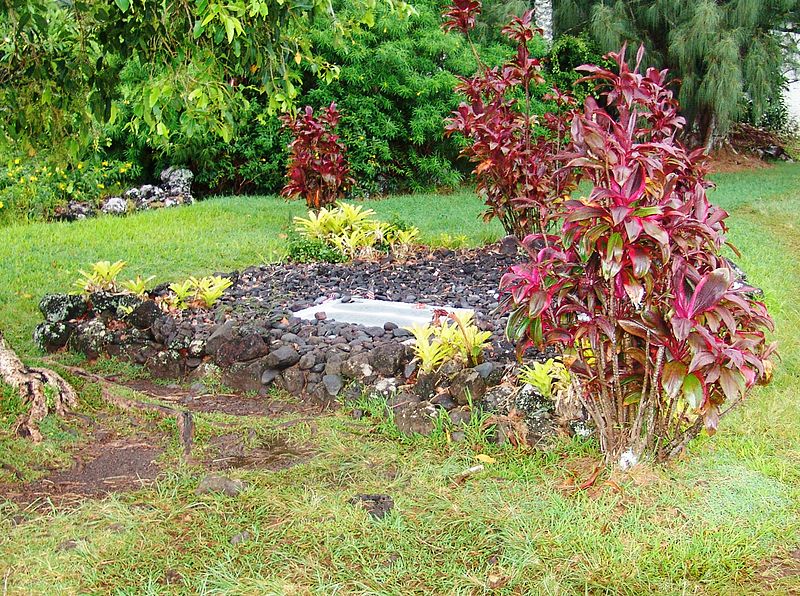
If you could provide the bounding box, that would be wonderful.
[369,342,407,377]
[39,294,87,323]
[33,321,75,352]
[261,368,280,385]
[265,345,301,369]
[88,291,129,315]
[392,400,437,436]
[146,350,185,379]
[214,332,269,367]
[449,408,472,427]
[342,352,375,380]
[449,368,486,405]
[70,319,112,358]
[126,300,162,330]
[222,359,268,393]
[279,367,306,394]
[322,374,343,397]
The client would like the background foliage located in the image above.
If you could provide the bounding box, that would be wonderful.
[554,0,800,145]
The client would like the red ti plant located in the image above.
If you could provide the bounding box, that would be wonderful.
[500,47,776,466]
[443,3,577,239]
[281,103,354,210]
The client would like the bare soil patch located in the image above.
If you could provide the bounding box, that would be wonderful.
[205,431,315,471]
[0,418,164,508]
[708,148,771,173]
[121,378,326,417]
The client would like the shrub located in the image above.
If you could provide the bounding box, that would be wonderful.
[74,260,128,293]
[291,202,420,261]
[407,311,492,373]
[499,47,775,466]
[281,103,354,210]
[518,359,570,400]
[287,236,350,264]
[166,276,233,310]
[443,3,577,238]
[100,0,525,198]
[0,157,138,224]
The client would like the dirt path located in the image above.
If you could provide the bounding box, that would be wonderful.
[0,376,324,509]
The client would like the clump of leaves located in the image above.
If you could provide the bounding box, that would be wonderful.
[500,46,776,466]
[443,1,577,238]
[192,276,234,308]
[166,276,232,310]
[407,311,492,373]
[292,202,420,261]
[287,236,348,264]
[281,103,354,210]
[73,260,127,293]
[518,359,570,399]
[121,275,155,297]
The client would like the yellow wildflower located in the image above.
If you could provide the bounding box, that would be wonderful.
[28,176,38,182]
[77,163,84,170]
[102,161,109,166]
[14,158,20,165]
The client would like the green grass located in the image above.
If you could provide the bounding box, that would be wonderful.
[1,167,799,594]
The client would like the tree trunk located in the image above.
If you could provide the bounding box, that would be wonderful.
[534,0,553,42]
[0,329,78,442]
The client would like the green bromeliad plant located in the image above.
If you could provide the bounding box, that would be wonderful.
[407,311,492,373]
[291,202,420,262]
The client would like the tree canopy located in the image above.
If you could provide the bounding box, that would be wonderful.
[554,0,800,144]
[0,0,414,154]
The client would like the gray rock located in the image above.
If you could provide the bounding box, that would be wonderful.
[215,333,269,367]
[322,374,343,397]
[473,361,495,380]
[298,353,316,370]
[265,345,301,369]
[449,369,486,405]
[101,196,128,215]
[195,475,247,497]
[126,300,162,330]
[342,352,374,380]
[70,319,112,358]
[221,359,268,393]
[392,401,437,436]
[146,350,185,379]
[261,368,280,385]
[369,342,406,377]
[448,408,472,427]
[279,367,306,394]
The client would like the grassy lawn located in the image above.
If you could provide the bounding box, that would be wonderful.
[1,166,799,594]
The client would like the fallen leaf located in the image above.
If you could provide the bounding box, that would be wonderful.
[487,572,509,590]
[475,454,496,464]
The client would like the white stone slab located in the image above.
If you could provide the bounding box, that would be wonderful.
[294,297,473,328]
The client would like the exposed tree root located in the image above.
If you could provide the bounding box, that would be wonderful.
[57,364,194,458]
[0,330,79,442]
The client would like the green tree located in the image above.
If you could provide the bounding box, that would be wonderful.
[0,0,414,156]
[554,0,800,145]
